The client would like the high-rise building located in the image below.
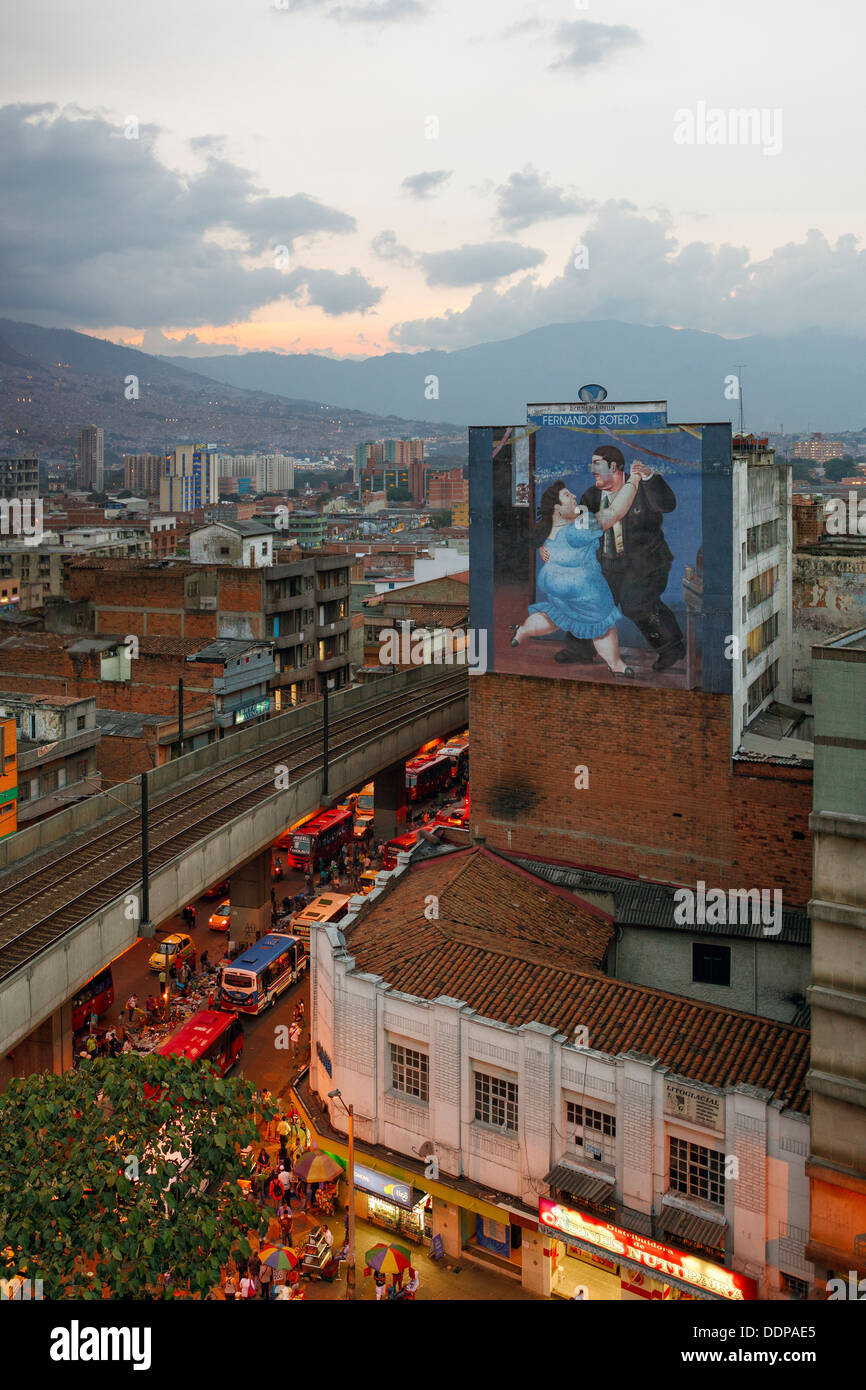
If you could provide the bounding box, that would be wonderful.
[354,437,424,490]
[159,444,218,513]
[77,427,104,492]
[122,453,165,494]
[0,457,38,502]
[216,453,295,492]
[791,435,846,463]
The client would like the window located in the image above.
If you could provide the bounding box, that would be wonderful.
[76,715,86,730]
[566,1101,616,1137]
[390,1042,428,1102]
[669,1137,725,1206]
[746,611,779,664]
[692,942,731,987]
[747,567,777,611]
[747,659,779,715]
[780,1272,809,1300]
[474,1070,518,1133]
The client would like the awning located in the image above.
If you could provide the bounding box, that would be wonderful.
[544,1164,615,1207]
[659,1202,727,1251]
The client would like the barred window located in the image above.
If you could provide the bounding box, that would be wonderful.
[669,1137,725,1206]
[474,1071,518,1132]
[390,1043,428,1102]
[566,1102,616,1137]
[780,1271,809,1300]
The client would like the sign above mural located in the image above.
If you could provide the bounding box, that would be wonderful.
[527,400,669,429]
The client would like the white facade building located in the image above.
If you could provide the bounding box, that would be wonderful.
[309,850,813,1302]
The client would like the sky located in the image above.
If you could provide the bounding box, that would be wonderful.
[1,0,864,359]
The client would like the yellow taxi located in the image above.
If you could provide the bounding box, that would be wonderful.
[148,933,196,972]
[358,869,379,895]
[207,900,231,932]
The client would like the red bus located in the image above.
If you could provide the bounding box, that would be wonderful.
[383,830,420,869]
[442,736,470,783]
[405,751,452,802]
[71,966,114,1033]
[155,1010,244,1076]
[434,794,470,829]
[283,805,354,873]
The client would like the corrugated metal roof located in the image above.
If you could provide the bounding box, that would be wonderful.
[513,857,809,945]
[660,1201,727,1250]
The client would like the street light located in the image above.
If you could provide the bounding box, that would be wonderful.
[328,1087,355,1300]
[321,672,336,797]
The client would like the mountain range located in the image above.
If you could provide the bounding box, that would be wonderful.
[0,318,460,462]
[163,321,866,433]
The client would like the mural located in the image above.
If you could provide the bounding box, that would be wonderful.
[470,406,733,693]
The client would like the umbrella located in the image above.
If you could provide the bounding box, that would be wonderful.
[259,1243,300,1271]
[291,1150,343,1183]
[364,1241,413,1275]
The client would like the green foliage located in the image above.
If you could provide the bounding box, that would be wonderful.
[0,1054,276,1299]
[430,510,452,529]
[821,457,855,482]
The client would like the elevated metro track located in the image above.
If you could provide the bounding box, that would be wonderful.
[0,666,468,1052]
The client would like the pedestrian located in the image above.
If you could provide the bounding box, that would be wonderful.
[282,896,291,916]
[223,1274,237,1301]
[572,1285,587,1300]
[89,1009,99,1033]
[249,1251,261,1285]
[271,907,278,930]
[200,949,209,972]
[145,994,156,1023]
[288,1022,301,1056]
[374,1270,387,1301]
[279,1201,293,1247]
[269,1172,282,1207]
[258,1259,273,1299]
[404,1268,420,1300]
[276,1112,290,1149]
[239,1271,256,1300]
[125,993,137,1024]
[296,999,305,1027]
[85,1032,97,1057]
[261,1090,274,1140]
[322,1223,334,1252]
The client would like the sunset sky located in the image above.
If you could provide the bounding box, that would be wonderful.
[1,0,864,358]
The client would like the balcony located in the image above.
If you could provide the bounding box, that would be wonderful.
[314,581,350,605]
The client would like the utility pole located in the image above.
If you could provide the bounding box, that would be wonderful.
[329,1088,356,1300]
[321,673,335,797]
[177,677,184,758]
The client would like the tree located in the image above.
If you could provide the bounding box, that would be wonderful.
[822,457,855,483]
[386,487,411,502]
[0,1054,273,1299]
[430,509,452,528]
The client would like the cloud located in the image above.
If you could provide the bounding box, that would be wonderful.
[0,104,359,327]
[329,0,428,20]
[550,20,641,72]
[371,230,416,267]
[389,202,866,347]
[281,266,384,315]
[401,169,452,199]
[132,328,242,357]
[496,166,591,232]
[418,241,546,287]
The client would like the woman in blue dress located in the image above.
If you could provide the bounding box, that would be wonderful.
[509,472,643,677]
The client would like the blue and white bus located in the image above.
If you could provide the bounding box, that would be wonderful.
[218,934,306,1015]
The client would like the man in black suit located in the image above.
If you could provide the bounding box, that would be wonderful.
[550,444,686,672]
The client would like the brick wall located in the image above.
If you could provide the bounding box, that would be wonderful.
[470,674,813,905]
[0,640,217,716]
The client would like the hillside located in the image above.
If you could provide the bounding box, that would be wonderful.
[0,319,461,461]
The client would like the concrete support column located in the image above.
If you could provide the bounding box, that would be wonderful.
[522,1226,553,1296]
[230,848,272,947]
[374,760,408,842]
[431,1197,462,1259]
[0,1001,73,1089]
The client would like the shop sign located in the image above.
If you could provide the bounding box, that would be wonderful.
[538,1197,756,1302]
[234,698,270,725]
[354,1164,413,1210]
[664,1079,724,1132]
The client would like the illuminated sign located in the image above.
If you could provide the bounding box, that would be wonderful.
[354,1164,413,1210]
[234,698,270,725]
[538,1197,756,1301]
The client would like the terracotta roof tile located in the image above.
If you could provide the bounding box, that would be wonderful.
[343,848,810,1112]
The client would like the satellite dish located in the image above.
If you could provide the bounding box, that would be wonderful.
[417,1140,436,1158]
[578,384,608,403]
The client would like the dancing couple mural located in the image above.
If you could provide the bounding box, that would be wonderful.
[509,441,689,681]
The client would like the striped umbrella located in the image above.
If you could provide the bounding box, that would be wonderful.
[259,1243,300,1271]
[364,1241,413,1275]
[291,1150,343,1183]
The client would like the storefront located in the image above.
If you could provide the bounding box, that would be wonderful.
[539,1197,758,1302]
[331,1158,432,1243]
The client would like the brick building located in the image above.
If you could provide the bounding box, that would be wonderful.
[56,553,352,709]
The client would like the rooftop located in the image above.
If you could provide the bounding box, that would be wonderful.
[342,847,811,1112]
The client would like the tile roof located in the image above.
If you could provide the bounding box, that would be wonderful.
[513,856,810,944]
[343,848,811,1113]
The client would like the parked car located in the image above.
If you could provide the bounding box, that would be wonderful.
[208,900,231,932]
[148,933,196,972]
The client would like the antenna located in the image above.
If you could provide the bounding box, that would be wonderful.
[737,364,745,436]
